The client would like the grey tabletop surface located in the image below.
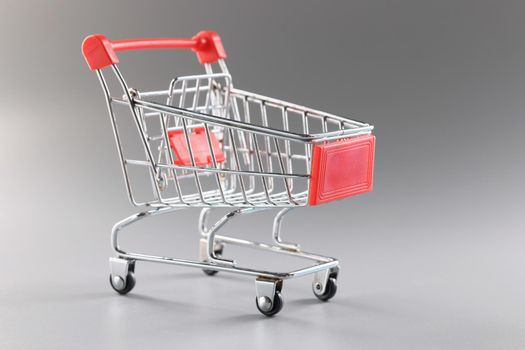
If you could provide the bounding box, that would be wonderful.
[1,0,524,349]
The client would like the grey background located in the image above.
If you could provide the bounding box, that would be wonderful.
[1,0,524,349]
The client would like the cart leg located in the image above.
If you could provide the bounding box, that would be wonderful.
[109,206,183,294]
[198,207,266,269]
[108,206,340,312]
[111,206,182,256]
[272,208,300,251]
[199,238,224,276]
[255,277,284,316]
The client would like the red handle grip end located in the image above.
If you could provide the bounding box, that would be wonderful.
[82,34,120,71]
[192,31,227,64]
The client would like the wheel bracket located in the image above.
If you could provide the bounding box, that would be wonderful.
[255,277,282,310]
[313,266,339,295]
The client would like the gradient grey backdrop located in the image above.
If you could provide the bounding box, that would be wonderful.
[1,0,524,349]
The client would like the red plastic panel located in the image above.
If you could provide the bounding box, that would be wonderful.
[168,127,225,167]
[309,135,375,206]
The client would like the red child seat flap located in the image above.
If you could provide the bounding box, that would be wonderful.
[309,134,375,205]
[168,127,225,166]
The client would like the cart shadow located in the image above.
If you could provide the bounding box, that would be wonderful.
[123,293,198,309]
[286,298,322,306]
[16,291,113,306]
[214,311,315,325]
[285,296,386,308]
[164,270,247,282]
[214,296,393,325]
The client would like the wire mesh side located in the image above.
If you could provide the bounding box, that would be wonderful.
[97,63,372,208]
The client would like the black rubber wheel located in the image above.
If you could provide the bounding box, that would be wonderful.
[202,269,218,276]
[256,291,284,317]
[202,246,223,276]
[314,277,337,301]
[109,272,136,295]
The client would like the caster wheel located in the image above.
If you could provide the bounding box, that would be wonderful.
[255,291,284,317]
[109,272,136,295]
[313,277,337,301]
[202,245,224,276]
[202,269,218,276]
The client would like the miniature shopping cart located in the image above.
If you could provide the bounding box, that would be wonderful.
[82,31,375,316]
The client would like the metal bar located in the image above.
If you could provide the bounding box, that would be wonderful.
[125,160,308,178]
[282,107,293,179]
[203,123,227,204]
[241,97,256,194]
[111,65,158,175]
[178,80,208,204]
[228,129,249,203]
[116,250,337,280]
[214,234,334,264]
[260,102,274,193]
[96,70,139,206]
[129,99,374,142]
[204,75,213,113]
[159,88,185,204]
[273,138,296,204]
[271,208,300,251]
[111,207,338,280]
[251,134,273,204]
[221,146,309,160]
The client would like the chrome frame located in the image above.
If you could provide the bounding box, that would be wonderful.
[93,58,373,311]
[111,206,338,279]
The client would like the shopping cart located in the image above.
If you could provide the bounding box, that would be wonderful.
[82,31,375,316]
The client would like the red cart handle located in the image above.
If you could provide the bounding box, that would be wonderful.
[82,31,227,70]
